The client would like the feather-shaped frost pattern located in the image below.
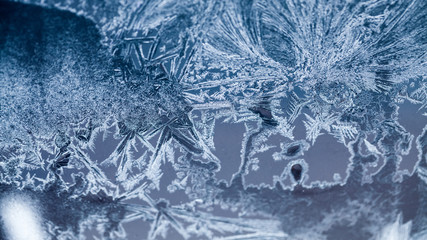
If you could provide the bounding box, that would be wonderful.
[0,0,426,239]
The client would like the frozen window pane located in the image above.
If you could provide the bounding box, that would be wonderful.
[0,0,426,239]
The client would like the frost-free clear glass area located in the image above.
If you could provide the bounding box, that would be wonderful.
[0,0,426,239]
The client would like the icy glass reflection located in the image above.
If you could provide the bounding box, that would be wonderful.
[0,0,426,239]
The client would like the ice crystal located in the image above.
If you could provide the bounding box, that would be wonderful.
[0,0,426,239]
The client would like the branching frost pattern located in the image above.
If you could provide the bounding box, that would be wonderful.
[0,0,426,239]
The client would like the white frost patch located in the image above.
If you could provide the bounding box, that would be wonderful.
[0,194,45,240]
[364,139,381,155]
[375,214,411,240]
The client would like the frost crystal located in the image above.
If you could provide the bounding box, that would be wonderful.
[0,0,426,239]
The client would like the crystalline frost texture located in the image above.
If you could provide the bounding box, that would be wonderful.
[0,0,426,239]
